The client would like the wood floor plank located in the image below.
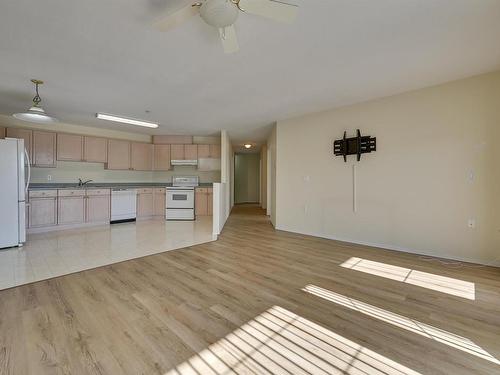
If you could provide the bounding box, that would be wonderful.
[1,204,500,374]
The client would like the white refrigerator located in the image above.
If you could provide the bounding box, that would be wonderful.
[0,138,29,249]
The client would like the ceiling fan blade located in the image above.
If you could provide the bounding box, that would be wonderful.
[238,0,298,24]
[153,4,200,32]
[219,25,239,54]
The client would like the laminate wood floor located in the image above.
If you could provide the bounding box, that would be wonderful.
[1,205,499,375]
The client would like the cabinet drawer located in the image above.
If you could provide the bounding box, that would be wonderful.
[196,188,208,193]
[86,188,111,196]
[154,188,166,194]
[137,188,153,194]
[58,189,85,197]
[29,190,57,198]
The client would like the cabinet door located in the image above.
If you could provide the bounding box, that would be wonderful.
[58,196,85,225]
[137,191,154,217]
[195,188,208,216]
[184,144,198,160]
[84,136,107,163]
[7,128,33,162]
[131,142,153,171]
[207,188,213,215]
[0,126,5,138]
[57,133,83,161]
[29,198,57,227]
[153,188,166,216]
[33,131,56,167]
[153,144,171,171]
[170,144,184,160]
[197,144,210,158]
[86,195,110,223]
[107,139,130,170]
[209,144,221,158]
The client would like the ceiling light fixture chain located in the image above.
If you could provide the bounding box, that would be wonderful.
[31,79,43,107]
[230,0,245,12]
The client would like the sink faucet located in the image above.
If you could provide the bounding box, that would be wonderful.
[78,178,93,187]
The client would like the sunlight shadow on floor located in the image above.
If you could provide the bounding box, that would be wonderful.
[303,284,499,365]
[165,305,421,375]
[340,257,475,300]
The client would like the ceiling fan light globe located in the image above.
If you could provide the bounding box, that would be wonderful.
[200,0,239,28]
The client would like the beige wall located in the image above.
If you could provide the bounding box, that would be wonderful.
[234,153,260,204]
[275,71,500,265]
[268,124,277,227]
[1,115,221,184]
[260,144,268,209]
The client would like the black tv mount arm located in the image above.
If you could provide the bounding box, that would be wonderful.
[333,129,376,162]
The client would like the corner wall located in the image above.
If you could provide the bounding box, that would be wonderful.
[213,130,233,236]
[275,71,500,265]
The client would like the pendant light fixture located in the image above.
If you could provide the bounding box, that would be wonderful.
[13,79,58,124]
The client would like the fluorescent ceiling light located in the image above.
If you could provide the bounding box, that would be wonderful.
[96,113,159,128]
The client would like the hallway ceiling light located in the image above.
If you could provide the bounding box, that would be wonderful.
[244,144,252,149]
[96,113,159,128]
[13,79,59,124]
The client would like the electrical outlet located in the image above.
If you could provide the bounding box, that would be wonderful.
[468,170,474,182]
[468,219,476,229]
[47,175,52,181]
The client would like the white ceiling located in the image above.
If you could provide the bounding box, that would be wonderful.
[1,0,500,145]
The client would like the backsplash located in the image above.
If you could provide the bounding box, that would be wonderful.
[30,161,221,184]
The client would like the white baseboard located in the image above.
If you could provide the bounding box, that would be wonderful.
[275,225,500,268]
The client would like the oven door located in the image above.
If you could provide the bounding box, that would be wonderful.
[166,189,194,209]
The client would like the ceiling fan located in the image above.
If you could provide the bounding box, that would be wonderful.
[153,0,298,54]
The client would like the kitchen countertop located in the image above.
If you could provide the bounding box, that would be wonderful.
[29,182,215,190]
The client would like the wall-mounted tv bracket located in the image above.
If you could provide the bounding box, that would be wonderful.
[333,129,376,162]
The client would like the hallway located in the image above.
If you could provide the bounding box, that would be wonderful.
[1,205,499,374]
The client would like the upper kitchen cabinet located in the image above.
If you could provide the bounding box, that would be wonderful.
[83,136,107,163]
[33,131,56,167]
[153,135,192,144]
[107,139,130,170]
[0,126,5,138]
[184,144,198,160]
[153,144,171,171]
[209,144,221,159]
[131,142,153,171]
[198,144,221,159]
[170,144,185,160]
[197,144,210,158]
[6,128,32,162]
[57,133,83,161]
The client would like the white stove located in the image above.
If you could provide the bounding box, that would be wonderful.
[166,176,199,221]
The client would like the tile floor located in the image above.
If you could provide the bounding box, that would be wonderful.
[0,217,215,290]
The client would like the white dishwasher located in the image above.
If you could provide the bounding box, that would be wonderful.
[111,189,137,223]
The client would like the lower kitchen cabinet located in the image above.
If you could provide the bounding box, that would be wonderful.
[86,190,111,223]
[58,190,86,225]
[153,188,166,217]
[29,196,58,228]
[28,189,111,231]
[137,188,154,218]
[207,188,213,216]
[195,187,213,216]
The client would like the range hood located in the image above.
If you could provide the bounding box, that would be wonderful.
[171,159,198,166]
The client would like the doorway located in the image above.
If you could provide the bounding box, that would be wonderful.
[234,153,260,204]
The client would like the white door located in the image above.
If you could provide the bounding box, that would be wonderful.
[0,139,20,248]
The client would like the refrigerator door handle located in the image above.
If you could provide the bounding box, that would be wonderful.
[25,148,31,194]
